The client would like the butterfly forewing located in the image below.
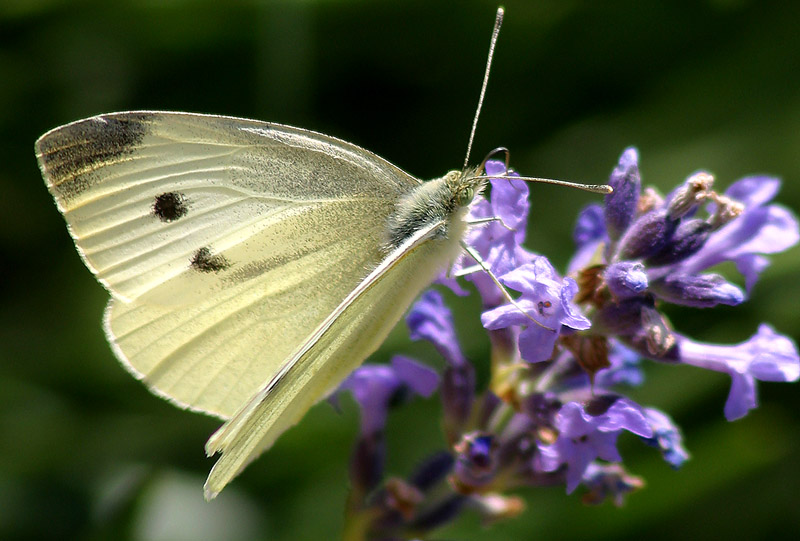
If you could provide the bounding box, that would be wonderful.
[36,112,418,302]
[37,111,422,418]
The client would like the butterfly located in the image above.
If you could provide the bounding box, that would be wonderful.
[36,111,492,499]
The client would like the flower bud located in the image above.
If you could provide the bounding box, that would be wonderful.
[645,218,711,266]
[616,210,677,261]
[651,273,744,308]
[604,147,641,240]
[604,261,648,298]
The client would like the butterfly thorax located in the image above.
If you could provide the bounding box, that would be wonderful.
[384,167,484,252]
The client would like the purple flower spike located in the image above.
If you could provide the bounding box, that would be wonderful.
[605,147,641,240]
[338,150,798,537]
[538,398,652,493]
[481,257,590,363]
[678,325,800,420]
[338,356,439,435]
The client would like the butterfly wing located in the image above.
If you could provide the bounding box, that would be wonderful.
[204,214,467,499]
[37,111,420,418]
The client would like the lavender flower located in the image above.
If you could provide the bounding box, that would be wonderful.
[537,397,652,493]
[335,356,438,499]
[339,152,799,539]
[482,257,590,363]
[679,324,800,420]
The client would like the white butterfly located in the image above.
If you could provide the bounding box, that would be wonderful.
[36,111,486,499]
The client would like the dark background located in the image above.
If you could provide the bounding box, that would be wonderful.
[2,1,799,539]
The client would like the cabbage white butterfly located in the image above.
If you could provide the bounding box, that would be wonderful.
[37,110,486,497]
[36,9,609,499]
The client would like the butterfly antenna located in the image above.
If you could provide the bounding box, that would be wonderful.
[471,148,613,194]
[509,175,613,194]
[464,6,504,170]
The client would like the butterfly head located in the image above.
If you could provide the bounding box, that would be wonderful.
[447,166,487,210]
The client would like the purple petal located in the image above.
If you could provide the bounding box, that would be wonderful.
[674,196,799,290]
[640,408,690,468]
[560,277,591,330]
[724,372,757,421]
[564,445,597,493]
[337,364,397,434]
[499,256,560,294]
[556,401,595,438]
[391,355,439,398]
[481,299,539,330]
[734,254,770,293]
[570,204,607,274]
[337,356,440,434]
[574,204,607,247]
[592,432,624,463]
[486,163,529,238]
[407,290,467,367]
[678,325,800,420]
[592,397,653,437]
[725,175,780,208]
[518,325,559,363]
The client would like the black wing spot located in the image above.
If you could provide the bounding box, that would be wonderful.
[191,247,230,273]
[153,192,188,222]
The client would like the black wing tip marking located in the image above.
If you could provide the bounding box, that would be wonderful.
[153,192,189,222]
[36,113,151,198]
[191,246,231,273]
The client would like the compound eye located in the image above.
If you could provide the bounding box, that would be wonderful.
[458,187,474,206]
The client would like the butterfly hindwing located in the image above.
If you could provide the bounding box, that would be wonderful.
[203,214,467,498]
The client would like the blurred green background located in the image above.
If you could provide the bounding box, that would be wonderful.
[2,0,799,539]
